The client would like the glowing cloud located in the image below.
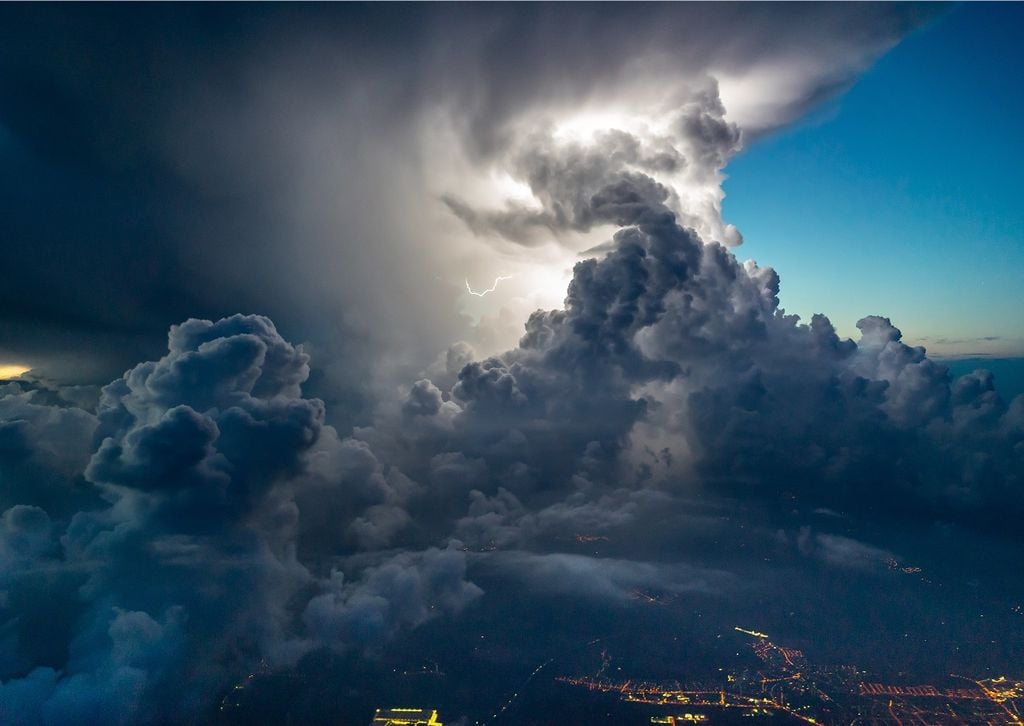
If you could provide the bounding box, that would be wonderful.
[0,364,30,379]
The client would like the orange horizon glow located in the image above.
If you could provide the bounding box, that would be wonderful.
[0,364,31,379]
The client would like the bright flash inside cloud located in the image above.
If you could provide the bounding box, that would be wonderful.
[0,364,30,379]
[490,174,539,208]
[552,109,651,141]
[521,262,574,306]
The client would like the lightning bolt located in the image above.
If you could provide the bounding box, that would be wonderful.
[465,275,514,297]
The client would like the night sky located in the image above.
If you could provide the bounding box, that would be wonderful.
[0,4,1022,725]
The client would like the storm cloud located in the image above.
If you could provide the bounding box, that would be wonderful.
[0,317,480,722]
[7,3,1023,724]
[0,4,932,398]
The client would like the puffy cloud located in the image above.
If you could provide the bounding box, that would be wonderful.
[401,120,1024,537]
[0,506,54,568]
[7,5,1021,721]
[303,543,481,649]
[0,316,480,721]
[445,81,746,251]
[443,128,689,244]
[0,386,99,516]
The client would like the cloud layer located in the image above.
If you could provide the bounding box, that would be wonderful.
[7,4,1022,723]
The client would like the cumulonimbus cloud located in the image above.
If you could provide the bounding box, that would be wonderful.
[9,4,1017,722]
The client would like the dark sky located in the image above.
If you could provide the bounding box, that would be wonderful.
[1,4,1022,724]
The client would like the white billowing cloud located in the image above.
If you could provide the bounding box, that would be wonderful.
[412,9,930,356]
[0,6,933,391]
[154,4,935,369]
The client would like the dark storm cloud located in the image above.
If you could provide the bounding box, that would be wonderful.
[391,122,1024,536]
[1,265,1019,718]
[442,128,689,244]
[0,384,100,517]
[0,316,479,721]
[0,3,935,392]
[4,4,1001,722]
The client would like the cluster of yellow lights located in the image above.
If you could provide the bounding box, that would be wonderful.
[978,676,1024,705]
[0,364,30,379]
[568,630,1021,726]
[734,626,769,639]
[371,707,442,726]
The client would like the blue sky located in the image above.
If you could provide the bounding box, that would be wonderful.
[723,3,1024,359]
